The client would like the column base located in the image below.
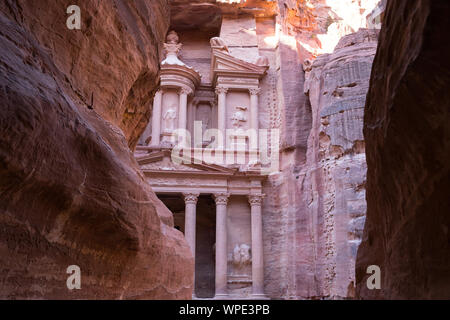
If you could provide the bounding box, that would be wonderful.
[250,293,270,300]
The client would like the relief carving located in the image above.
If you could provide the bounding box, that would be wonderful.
[197,104,212,133]
[249,88,261,96]
[231,106,248,129]
[163,107,177,133]
[215,86,229,95]
[214,193,230,205]
[210,37,229,53]
[232,244,252,268]
[255,55,269,67]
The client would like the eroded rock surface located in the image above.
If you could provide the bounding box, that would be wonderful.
[0,0,193,299]
[356,0,450,299]
[300,29,377,298]
[263,28,378,299]
[170,0,222,36]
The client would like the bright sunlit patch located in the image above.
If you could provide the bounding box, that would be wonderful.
[216,0,246,4]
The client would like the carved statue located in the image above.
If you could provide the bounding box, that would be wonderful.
[162,31,185,66]
[197,105,211,132]
[255,55,269,67]
[166,30,179,44]
[232,244,251,267]
[210,37,229,53]
[231,106,247,129]
[163,107,177,133]
[200,115,210,133]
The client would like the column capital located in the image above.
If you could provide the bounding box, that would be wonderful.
[179,87,193,96]
[248,194,265,206]
[215,86,229,95]
[183,192,199,204]
[214,193,230,205]
[249,88,261,96]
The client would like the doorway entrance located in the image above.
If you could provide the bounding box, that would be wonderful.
[157,193,216,298]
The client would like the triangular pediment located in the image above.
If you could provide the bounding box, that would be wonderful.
[136,150,236,174]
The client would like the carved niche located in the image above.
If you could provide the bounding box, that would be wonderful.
[163,107,177,133]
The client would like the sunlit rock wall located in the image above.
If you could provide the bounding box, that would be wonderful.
[260,1,381,299]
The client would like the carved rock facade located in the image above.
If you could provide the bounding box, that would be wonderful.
[137,1,383,300]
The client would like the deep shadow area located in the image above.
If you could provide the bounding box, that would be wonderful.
[356,0,450,299]
[195,195,216,298]
[157,193,216,298]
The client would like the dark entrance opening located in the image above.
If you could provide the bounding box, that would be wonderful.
[157,193,216,298]
[195,195,216,298]
[158,194,186,233]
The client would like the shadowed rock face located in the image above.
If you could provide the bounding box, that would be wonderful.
[170,0,222,36]
[356,0,450,299]
[0,0,193,299]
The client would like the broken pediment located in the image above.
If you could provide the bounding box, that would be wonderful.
[211,45,269,87]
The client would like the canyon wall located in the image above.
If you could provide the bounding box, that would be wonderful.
[356,0,450,299]
[0,0,193,299]
[264,28,378,299]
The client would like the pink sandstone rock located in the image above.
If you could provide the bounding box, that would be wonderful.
[262,29,378,299]
[356,0,450,299]
[0,0,193,299]
[0,0,391,300]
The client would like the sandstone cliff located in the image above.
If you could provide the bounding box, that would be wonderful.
[263,29,378,299]
[0,0,193,299]
[356,0,450,299]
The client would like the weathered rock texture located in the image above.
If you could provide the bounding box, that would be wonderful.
[170,0,222,37]
[0,0,193,299]
[263,29,378,299]
[253,0,382,299]
[279,0,381,57]
[356,0,450,299]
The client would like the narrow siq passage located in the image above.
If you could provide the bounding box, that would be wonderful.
[0,0,448,300]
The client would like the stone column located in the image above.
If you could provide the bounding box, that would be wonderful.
[183,192,199,259]
[214,192,230,298]
[248,194,265,297]
[215,86,228,149]
[178,87,191,131]
[249,88,261,149]
[150,89,163,146]
[183,192,199,297]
